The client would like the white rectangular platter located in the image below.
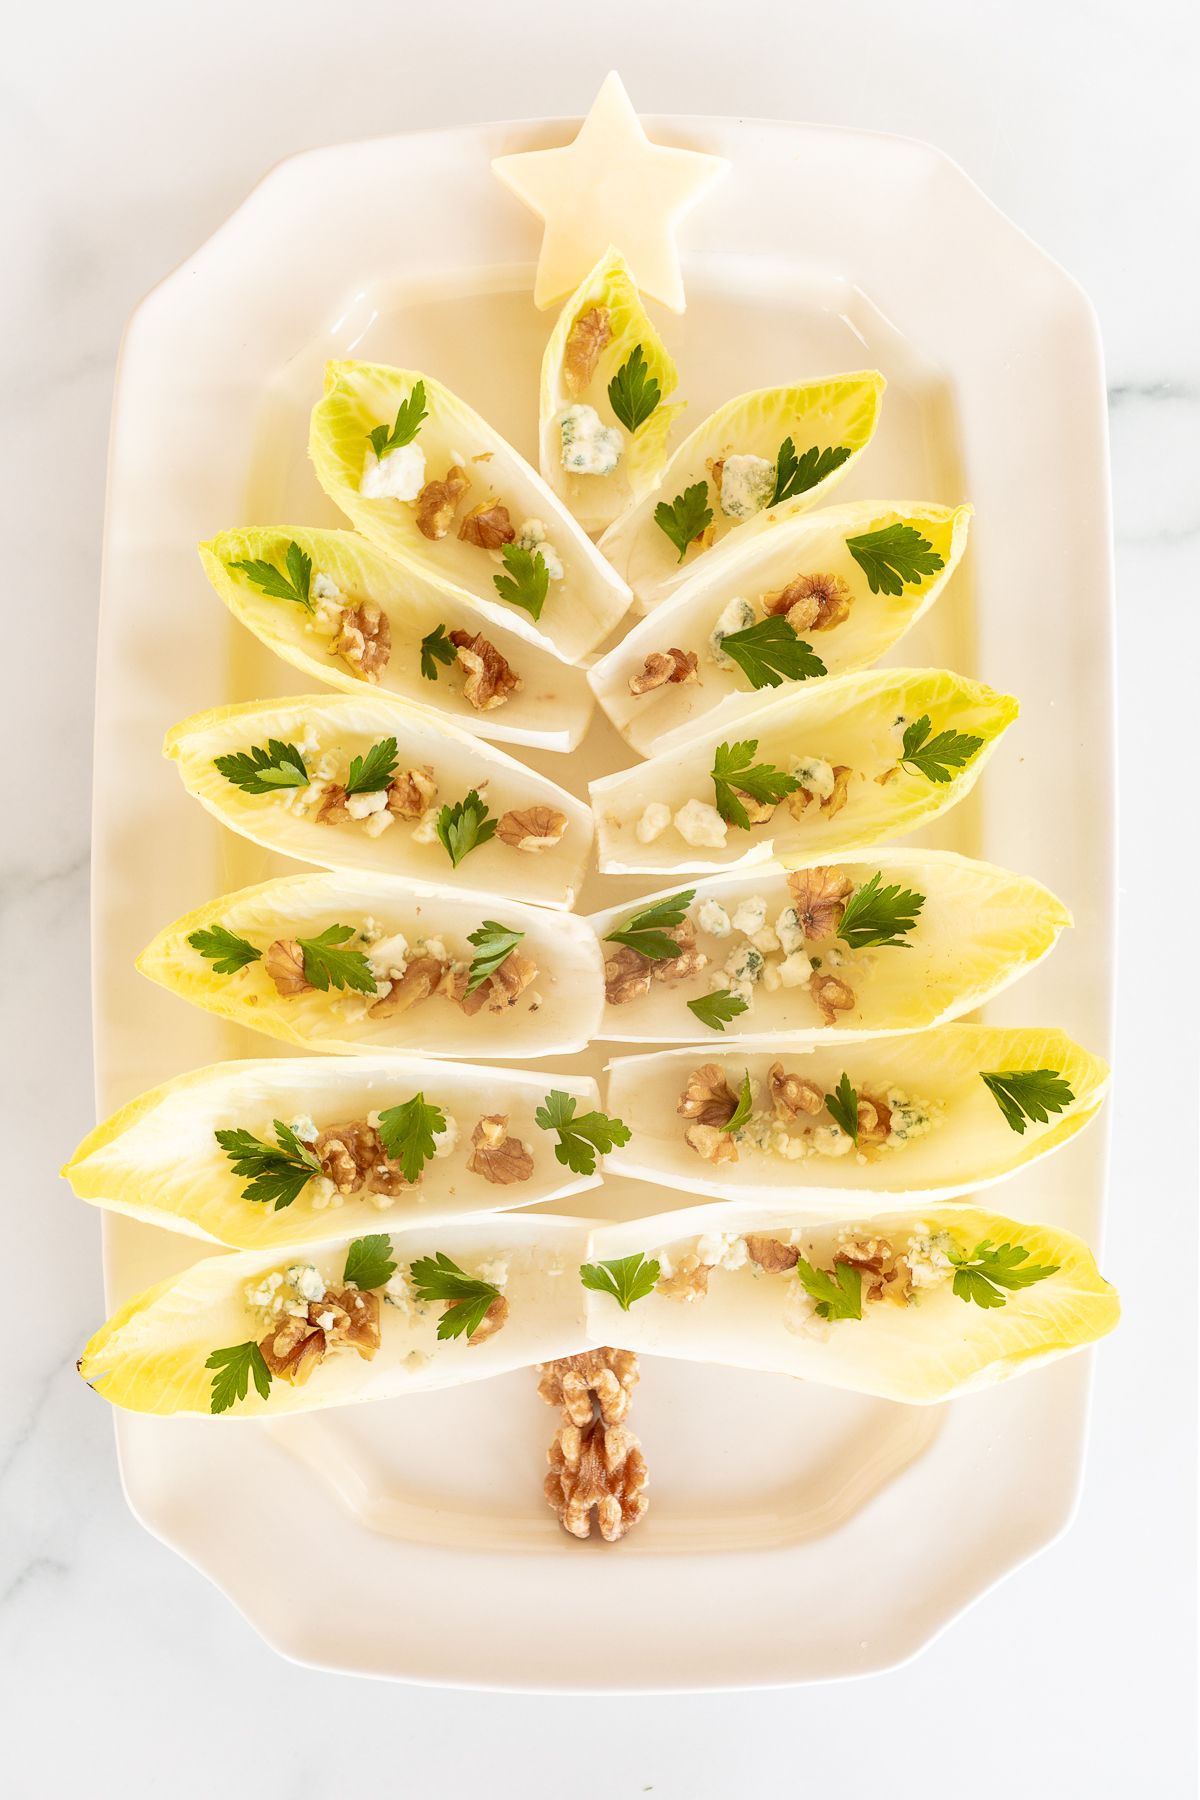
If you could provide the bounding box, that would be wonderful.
[92,114,1113,1687]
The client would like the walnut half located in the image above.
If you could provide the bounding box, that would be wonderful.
[562,305,612,393]
[416,465,470,540]
[628,648,700,695]
[335,600,391,680]
[786,866,853,939]
[448,629,521,710]
[497,806,567,854]
[677,1063,737,1126]
[465,1114,533,1184]
[545,1417,649,1543]
[537,1348,639,1427]
[264,938,313,996]
[458,500,515,549]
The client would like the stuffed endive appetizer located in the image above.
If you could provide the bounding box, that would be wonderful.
[64,1057,622,1248]
[199,527,592,752]
[78,1215,594,1418]
[598,372,885,609]
[603,1027,1108,1204]
[539,248,684,533]
[166,694,592,909]
[138,871,605,1059]
[309,360,631,662]
[589,852,1071,1042]
[578,1201,1118,1404]
[589,501,973,756]
[589,668,1018,875]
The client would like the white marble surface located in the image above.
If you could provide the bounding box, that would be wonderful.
[4,0,1197,1792]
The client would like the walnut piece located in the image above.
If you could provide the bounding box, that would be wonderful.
[448,629,521,710]
[264,938,312,997]
[763,571,852,633]
[731,788,778,825]
[825,765,852,820]
[465,1114,533,1184]
[604,943,653,1006]
[767,1061,824,1119]
[786,866,853,939]
[258,1287,382,1386]
[387,766,438,819]
[562,305,612,393]
[745,1234,799,1273]
[496,805,567,854]
[545,1417,648,1542]
[464,1293,509,1346]
[677,1063,737,1127]
[313,1119,409,1196]
[810,971,855,1026]
[835,1234,910,1305]
[368,953,448,1019]
[856,1092,893,1148]
[628,648,700,695]
[316,783,351,825]
[458,500,516,549]
[537,1348,640,1427]
[258,1313,326,1385]
[335,600,391,680]
[416,465,470,540]
[649,919,706,984]
[655,1255,713,1302]
[452,950,537,1016]
[684,1121,738,1164]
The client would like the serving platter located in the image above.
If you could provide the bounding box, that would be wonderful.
[92,108,1113,1686]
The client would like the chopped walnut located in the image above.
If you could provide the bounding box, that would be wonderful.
[628,648,700,695]
[264,938,312,996]
[731,788,778,825]
[258,1288,382,1385]
[452,950,537,1016]
[537,1348,640,1427]
[677,1063,737,1127]
[856,1092,893,1148]
[316,783,351,825]
[650,920,707,985]
[835,1234,910,1305]
[415,464,470,539]
[463,1293,509,1346]
[465,1114,533,1184]
[656,1254,713,1302]
[387,766,438,819]
[763,571,852,633]
[335,600,391,680]
[458,500,516,549]
[368,954,448,1019]
[876,765,899,787]
[745,1234,799,1273]
[684,1121,738,1164]
[825,765,852,820]
[496,805,567,853]
[810,971,856,1025]
[448,629,521,710]
[767,1062,824,1119]
[562,305,612,393]
[545,1416,648,1542]
[325,1287,382,1357]
[787,866,853,939]
[604,944,653,1006]
[258,1313,326,1385]
[313,1120,408,1196]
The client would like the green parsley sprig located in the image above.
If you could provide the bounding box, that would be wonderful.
[207,1341,273,1414]
[535,1090,631,1176]
[368,380,427,458]
[795,1256,862,1321]
[607,345,661,433]
[214,1120,322,1210]
[343,1233,398,1291]
[420,622,456,681]
[899,715,984,784]
[579,1252,661,1311]
[229,540,313,611]
[949,1239,1059,1308]
[435,790,497,867]
[344,736,398,796]
[717,616,826,690]
[296,924,376,993]
[605,890,696,962]
[711,738,800,829]
[823,1072,859,1145]
[770,440,852,507]
[409,1252,501,1341]
[494,544,549,620]
[979,1069,1075,1135]
[654,483,713,562]
[846,522,945,596]
[213,739,309,794]
[687,990,750,1032]
[836,872,925,950]
[465,920,525,993]
[376,1092,447,1184]
[187,925,262,974]
[722,1070,754,1134]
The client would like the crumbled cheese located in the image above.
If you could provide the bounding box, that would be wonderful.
[358,916,384,945]
[696,1232,749,1271]
[718,454,775,519]
[244,1270,284,1310]
[411,807,441,844]
[761,960,782,993]
[708,596,756,668]
[886,1089,934,1147]
[775,906,805,955]
[368,1190,396,1210]
[789,755,836,799]
[731,895,767,936]
[696,899,732,937]
[906,1228,955,1290]
[383,1269,412,1310]
[751,926,780,954]
[288,1114,319,1145]
[367,932,409,981]
[783,1279,829,1340]
[559,404,623,475]
[432,1114,459,1158]
[360,441,426,501]
[673,798,728,848]
[417,936,447,963]
[778,950,812,987]
[310,576,346,637]
[636,802,671,844]
[308,1175,340,1210]
[811,1125,854,1159]
[362,809,394,839]
[346,788,389,821]
[478,1257,509,1287]
[724,942,765,986]
[288,1264,326,1303]
[515,519,565,581]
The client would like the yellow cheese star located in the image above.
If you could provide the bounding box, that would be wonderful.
[492,71,728,313]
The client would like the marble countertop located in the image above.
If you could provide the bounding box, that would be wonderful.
[4,1,1196,1793]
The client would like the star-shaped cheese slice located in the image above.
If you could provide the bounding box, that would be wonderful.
[492,72,728,313]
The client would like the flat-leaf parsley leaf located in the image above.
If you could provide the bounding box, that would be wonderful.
[686,990,750,1032]
[493,544,549,620]
[187,925,262,974]
[837,872,925,950]
[770,440,852,507]
[409,1252,501,1341]
[207,1341,273,1414]
[605,889,696,962]
[213,739,309,794]
[654,482,712,562]
[579,1252,661,1311]
[368,380,427,458]
[465,920,525,993]
[718,616,826,690]
[229,540,313,611]
[710,738,800,829]
[344,735,399,796]
[845,522,944,596]
[296,924,376,994]
[420,622,456,681]
[343,1233,398,1291]
[824,1071,859,1145]
[949,1238,1059,1309]
[607,345,661,433]
[795,1256,862,1321]
[899,714,983,784]
[435,790,497,868]
[535,1090,631,1176]
[214,1120,321,1210]
[376,1092,447,1185]
[979,1069,1075,1135]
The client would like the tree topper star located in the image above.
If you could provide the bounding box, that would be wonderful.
[492,72,728,313]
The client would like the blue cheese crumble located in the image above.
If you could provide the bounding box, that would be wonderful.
[559,404,623,475]
[718,454,775,519]
[708,596,756,668]
[360,441,426,501]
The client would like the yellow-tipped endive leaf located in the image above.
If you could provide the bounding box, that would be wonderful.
[309,360,632,663]
[139,871,605,1060]
[539,248,685,533]
[78,1215,594,1419]
[602,1026,1109,1206]
[64,1057,603,1250]
[590,501,973,756]
[588,851,1071,1044]
[589,668,1018,876]
[199,527,592,752]
[165,693,592,910]
[599,371,886,609]
[584,1200,1119,1404]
